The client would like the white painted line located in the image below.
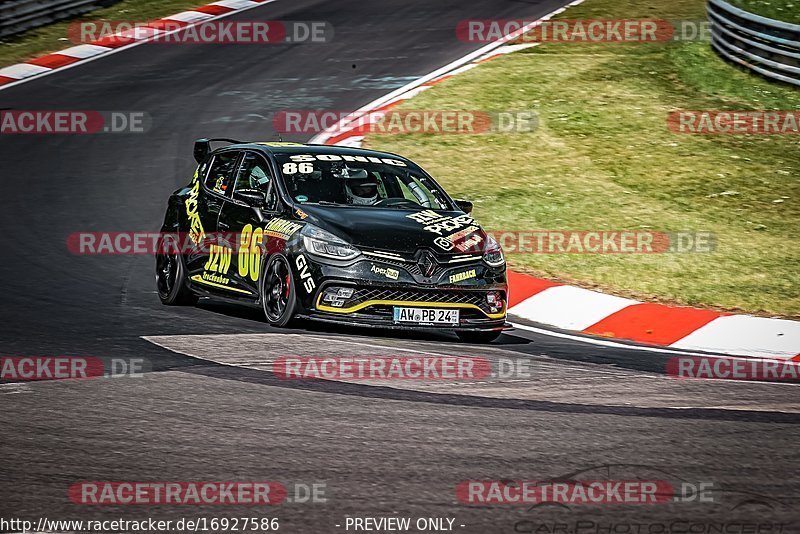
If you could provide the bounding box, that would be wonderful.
[494,43,540,54]
[0,0,280,92]
[58,44,112,59]
[162,11,215,23]
[510,321,705,355]
[670,315,800,359]
[433,63,479,78]
[388,85,431,102]
[509,321,799,375]
[211,0,259,8]
[510,285,638,331]
[116,26,166,40]
[0,63,51,79]
[334,135,365,147]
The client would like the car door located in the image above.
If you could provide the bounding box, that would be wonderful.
[217,151,285,297]
[185,149,242,290]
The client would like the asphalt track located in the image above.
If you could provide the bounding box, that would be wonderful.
[0,0,798,531]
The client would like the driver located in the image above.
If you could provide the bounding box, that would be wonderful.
[345,178,379,206]
[331,163,379,206]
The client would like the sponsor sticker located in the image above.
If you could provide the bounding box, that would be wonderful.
[265,218,303,240]
[371,264,400,280]
[296,255,316,293]
[449,269,477,284]
[286,154,407,167]
[185,178,205,245]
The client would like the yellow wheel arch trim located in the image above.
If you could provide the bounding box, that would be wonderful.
[191,275,252,295]
[315,296,506,320]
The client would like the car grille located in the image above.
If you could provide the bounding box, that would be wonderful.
[351,287,483,306]
[319,286,504,316]
[370,255,441,278]
[363,249,482,280]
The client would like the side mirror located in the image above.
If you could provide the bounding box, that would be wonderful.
[455,199,473,214]
[194,138,211,164]
[234,189,266,207]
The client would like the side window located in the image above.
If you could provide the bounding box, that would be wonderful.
[204,151,240,195]
[234,152,280,210]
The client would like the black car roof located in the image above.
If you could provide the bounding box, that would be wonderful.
[221,142,409,161]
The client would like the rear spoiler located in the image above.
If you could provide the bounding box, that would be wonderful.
[194,138,244,163]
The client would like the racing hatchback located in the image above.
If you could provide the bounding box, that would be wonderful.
[156,140,508,343]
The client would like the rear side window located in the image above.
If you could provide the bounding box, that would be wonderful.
[204,151,240,195]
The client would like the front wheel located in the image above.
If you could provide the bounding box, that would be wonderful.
[456,330,503,344]
[261,254,298,327]
[155,236,198,306]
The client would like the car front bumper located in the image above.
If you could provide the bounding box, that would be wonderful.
[304,281,508,331]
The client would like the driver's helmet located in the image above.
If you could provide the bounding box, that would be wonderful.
[332,164,378,206]
[345,178,378,205]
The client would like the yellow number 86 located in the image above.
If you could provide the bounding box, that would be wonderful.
[238,224,264,281]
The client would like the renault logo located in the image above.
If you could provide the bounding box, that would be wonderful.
[416,250,437,277]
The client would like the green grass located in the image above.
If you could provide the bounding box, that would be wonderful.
[364,0,800,316]
[726,0,800,24]
[0,0,212,68]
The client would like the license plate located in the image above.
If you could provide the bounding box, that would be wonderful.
[393,307,460,325]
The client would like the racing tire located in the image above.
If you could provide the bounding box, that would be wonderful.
[156,236,198,306]
[456,330,503,344]
[261,254,298,328]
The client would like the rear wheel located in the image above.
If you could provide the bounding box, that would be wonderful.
[456,330,502,344]
[261,254,298,327]
[156,236,198,306]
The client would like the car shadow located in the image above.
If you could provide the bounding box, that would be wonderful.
[195,297,532,346]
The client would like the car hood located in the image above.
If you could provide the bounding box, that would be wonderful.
[295,204,486,255]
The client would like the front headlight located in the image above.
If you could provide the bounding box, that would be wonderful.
[301,225,361,261]
[483,235,505,268]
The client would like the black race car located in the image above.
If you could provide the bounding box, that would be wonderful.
[156,140,508,343]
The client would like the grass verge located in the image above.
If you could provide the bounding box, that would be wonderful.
[0,0,212,68]
[727,0,800,24]
[364,0,800,316]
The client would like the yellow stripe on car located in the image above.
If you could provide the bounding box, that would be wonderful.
[315,297,506,319]
[190,275,252,295]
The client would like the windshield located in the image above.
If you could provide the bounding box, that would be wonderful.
[275,153,454,210]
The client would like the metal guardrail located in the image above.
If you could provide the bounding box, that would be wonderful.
[707,0,800,87]
[0,0,121,38]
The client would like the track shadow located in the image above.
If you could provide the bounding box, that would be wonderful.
[175,359,800,424]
